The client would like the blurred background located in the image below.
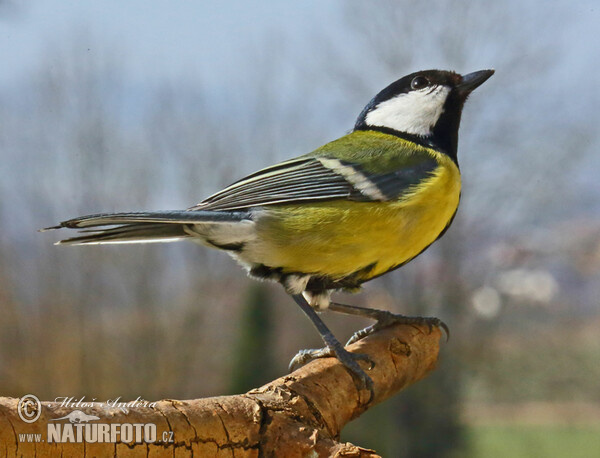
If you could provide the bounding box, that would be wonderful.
[1,0,599,456]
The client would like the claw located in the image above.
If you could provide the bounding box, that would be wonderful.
[288,347,334,372]
[288,346,375,403]
[440,321,450,341]
[339,350,375,403]
[347,314,450,345]
[346,325,375,347]
[417,316,450,341]
[356,370,374,403]
[343,351,376,371]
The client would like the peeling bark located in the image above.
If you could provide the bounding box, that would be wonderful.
[0,324,441,457]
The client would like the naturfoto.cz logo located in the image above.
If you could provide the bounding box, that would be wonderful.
[17,394,42,423]
[47,421,159,444]
[16,394,174,445]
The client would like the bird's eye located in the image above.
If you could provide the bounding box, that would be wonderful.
[410,76,429,90]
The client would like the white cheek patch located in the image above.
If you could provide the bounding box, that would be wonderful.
[365,86,450,136]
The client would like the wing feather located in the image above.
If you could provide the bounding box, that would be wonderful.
[190,146,438,212]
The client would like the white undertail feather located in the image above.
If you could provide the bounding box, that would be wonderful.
[303,290,332,310]
[183,220,256,246]
[282,274,310,295]
[365,86,450,136]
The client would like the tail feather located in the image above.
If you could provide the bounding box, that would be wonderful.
[55,223,190,245]
[42,210,250,230]
[42,210,253,246]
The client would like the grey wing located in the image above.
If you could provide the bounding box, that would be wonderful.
[190,156,438,211]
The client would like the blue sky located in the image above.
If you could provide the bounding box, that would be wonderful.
[2,0,598,218]
[2,0,597,114]
[1,0,341,87]
[2,0,598,103]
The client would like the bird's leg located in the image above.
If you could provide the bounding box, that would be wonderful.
[328,302,449,346]
[289,294,374,400]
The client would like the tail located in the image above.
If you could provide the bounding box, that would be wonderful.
[41,210,252,246]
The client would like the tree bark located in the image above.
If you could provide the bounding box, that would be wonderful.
[0,324,441,457]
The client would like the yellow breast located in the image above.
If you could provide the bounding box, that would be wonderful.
[249,149,461,283]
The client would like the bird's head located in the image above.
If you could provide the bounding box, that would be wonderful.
[354,69,494,157]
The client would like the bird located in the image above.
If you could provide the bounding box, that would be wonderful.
[43,68,494,400]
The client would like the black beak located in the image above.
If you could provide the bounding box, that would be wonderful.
[458,69,495,95]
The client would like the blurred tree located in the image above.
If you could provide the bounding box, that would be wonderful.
[0,39,246,400]
[0,2,597,455]
[229,284,276,394]
[328,0,578,456]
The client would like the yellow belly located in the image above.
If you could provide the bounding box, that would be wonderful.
[250,151,461,282]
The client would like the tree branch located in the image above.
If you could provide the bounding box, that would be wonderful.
[0,324,441,456]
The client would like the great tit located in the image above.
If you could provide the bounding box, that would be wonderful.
[44,69,494,398]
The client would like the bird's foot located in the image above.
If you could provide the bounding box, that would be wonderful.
[346,311,449,346]
[289,345,375,402]
[289,347,335,371]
